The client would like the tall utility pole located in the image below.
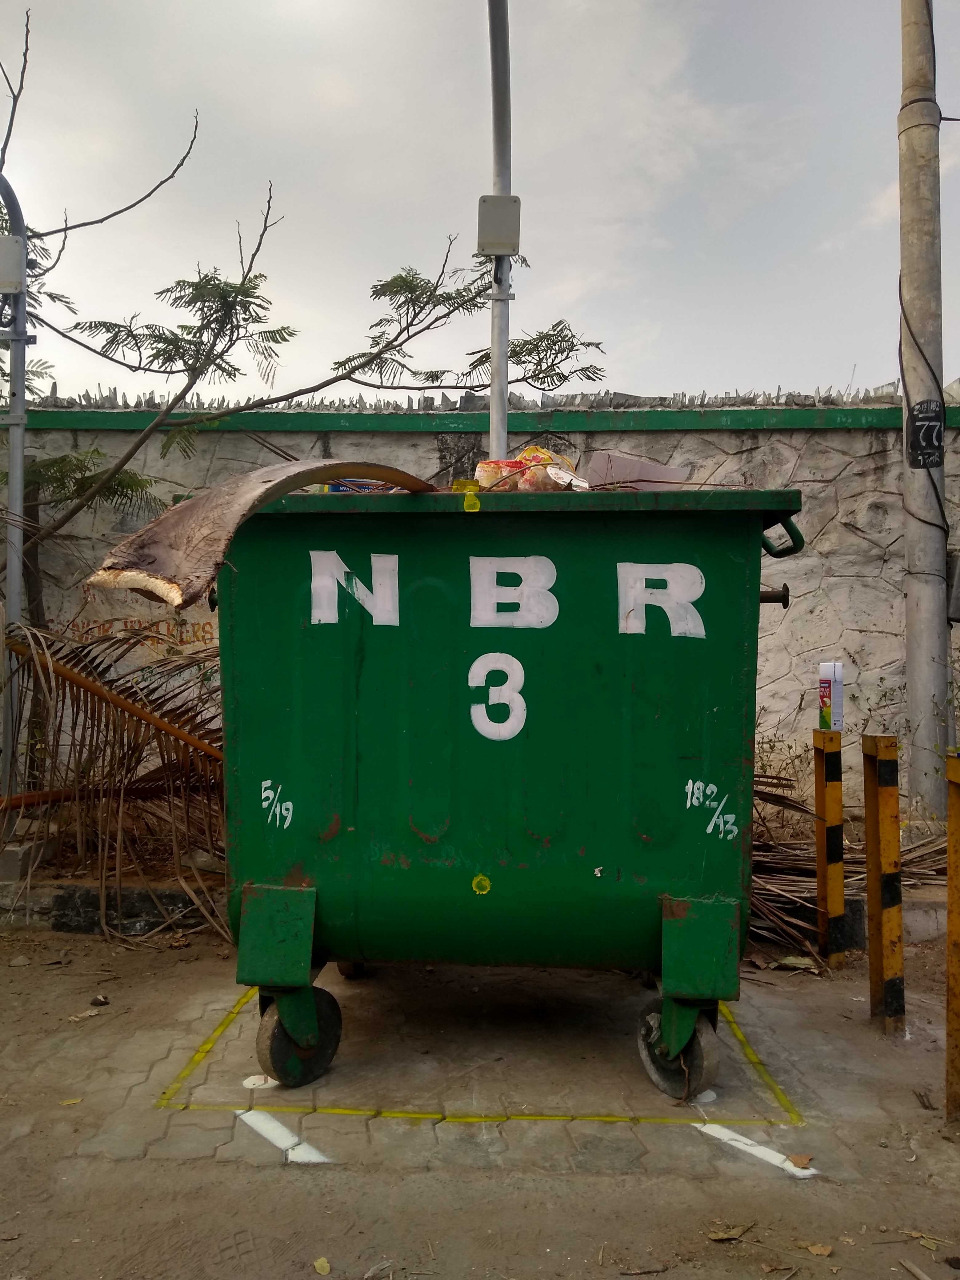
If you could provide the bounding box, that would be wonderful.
[0,174,28,628]
[0,174,28,813]
[900,0,950,817]
[487,0,512,460]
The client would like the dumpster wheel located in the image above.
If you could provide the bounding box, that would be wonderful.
[635,995,719,1100]
[256,988,342,1088]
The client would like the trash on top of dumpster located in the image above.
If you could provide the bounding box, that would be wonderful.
[476,444,581,492]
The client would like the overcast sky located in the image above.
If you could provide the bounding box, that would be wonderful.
[7,0,960,403]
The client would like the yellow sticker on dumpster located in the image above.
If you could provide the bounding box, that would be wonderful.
[472,873,491,895]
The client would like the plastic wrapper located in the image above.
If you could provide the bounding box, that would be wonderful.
[475,459,525,490]
[476,446,582,492]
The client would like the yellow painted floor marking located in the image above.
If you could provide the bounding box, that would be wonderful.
[154,986,257,1109]
[161,1100,779,1125]
[156,986,805,1127]
[718,1000,804,1125]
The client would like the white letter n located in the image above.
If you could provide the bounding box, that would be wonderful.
[309,552,400,625]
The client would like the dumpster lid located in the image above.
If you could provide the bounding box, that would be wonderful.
[261,488,802,526]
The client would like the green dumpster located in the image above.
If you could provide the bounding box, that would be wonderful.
[219,487,802,1096]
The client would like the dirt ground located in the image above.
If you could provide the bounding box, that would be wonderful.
[0,926,958,1280]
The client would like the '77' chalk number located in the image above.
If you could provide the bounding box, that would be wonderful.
[261,780,293,830]
[684,778,738,841]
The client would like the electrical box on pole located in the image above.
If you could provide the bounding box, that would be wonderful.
[478,195,521,257]
[0,235,25,293]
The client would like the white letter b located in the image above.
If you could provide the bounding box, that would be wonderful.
[469,556,559,628]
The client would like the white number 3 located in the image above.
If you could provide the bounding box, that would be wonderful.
[468,652,527,741]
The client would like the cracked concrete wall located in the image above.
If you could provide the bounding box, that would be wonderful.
[12,425,952,801]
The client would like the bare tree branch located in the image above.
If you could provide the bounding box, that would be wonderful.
[32,112,199,238]
[31,211,68,277]
[239,182,279,280]
[0,10,30,174]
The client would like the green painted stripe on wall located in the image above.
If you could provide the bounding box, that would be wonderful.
[19,405,937,434]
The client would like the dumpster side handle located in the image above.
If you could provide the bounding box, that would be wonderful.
[761,516,805,559]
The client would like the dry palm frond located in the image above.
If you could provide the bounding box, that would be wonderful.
[749,784,946,955]
[2,623,227,942]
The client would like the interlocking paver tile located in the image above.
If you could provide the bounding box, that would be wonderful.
[299,1113,373,1164]
[367,1116,438,1167]
[568,1119,648,1173]
[75,1106,171,1159]
[499,1119,575,1172]
[433,1120,505,1168]
[147,1114,236,1159]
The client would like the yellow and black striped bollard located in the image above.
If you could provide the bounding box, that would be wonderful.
[813,729,845,968]
[861,735,904,1037]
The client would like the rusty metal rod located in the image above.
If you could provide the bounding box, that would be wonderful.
[759,584,790,608]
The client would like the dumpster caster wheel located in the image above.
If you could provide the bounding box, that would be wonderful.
[256,988,342,1088]
[336,960,369,980]
[636,996,719,1100]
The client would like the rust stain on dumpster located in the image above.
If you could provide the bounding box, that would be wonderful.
[662,897,690,920]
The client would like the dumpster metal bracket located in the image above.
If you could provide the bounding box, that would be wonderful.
[657,996,703,1062]
[271,986,320,1048]
[237,883,317,989]
[661,896,741,1003]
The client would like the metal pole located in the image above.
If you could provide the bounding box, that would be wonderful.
[487,0,511,460]
[0,175,27,626]
[899,0,949,817]
[0,174,27,810]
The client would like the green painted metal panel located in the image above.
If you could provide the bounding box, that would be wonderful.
[23,405,935,434]
[236,883,316,987]
[658,996,703,1059]
[261,490,800,521]
[661,897,741,1000]
[220,489,798,984]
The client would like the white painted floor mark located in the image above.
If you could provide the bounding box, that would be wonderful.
[694,1122,818,1179]
[236,1109,331,1164]
[691,1088,717,1105]
[286,1140,333,1165]
[242,1074,279,1090]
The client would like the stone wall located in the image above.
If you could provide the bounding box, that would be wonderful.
[11,421,960,805]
